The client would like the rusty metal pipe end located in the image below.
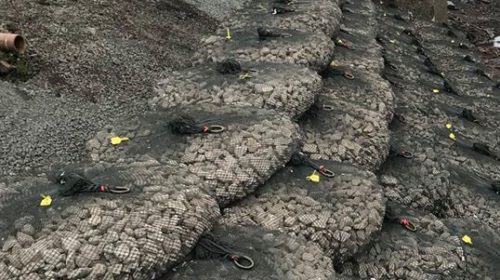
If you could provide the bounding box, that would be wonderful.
[0,33,27,54]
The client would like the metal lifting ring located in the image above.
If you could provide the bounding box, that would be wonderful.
[399,150,414,159]
[403,221,417,232]
[206,125,225,133]
[322,105,335,111]
[108,186,131,194]
[318,167,336,178]
[232,255,254,270]
[400,218,417,232]
[344,71,355,80]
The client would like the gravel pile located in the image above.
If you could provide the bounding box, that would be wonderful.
[0,84,109,176]
[0,160,220,279]
[150,61,322,118]
[165,224,336,280]
[193,27,335,72]
[87,105,301,206]
[218,0,342,38]
[340,203,463,279]
[0,0,219,177]
[221,161,385,262]
[300,97,390,172]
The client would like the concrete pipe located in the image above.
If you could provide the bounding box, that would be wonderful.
[0,33,27,54]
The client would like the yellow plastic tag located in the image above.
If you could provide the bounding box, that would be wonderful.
[306,171,320,183]
[110,136,129,145]
[432,89,440,94]
[226,28,232,40]
[40,195,52,207]
[462,235,472,245]
[445,123,452,129]
[449,133,456,141]
[239,73,252,80]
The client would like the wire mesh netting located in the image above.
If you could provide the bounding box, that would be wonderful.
[218,0,342,38]
[0,160,220,279]
[321,65,395,124]
[339,8,377,38]
[221,160,385,263]
[87,105,301,206]
[299,96,390,172]
[193,27,335,72]
[339,203,464,279]
[444,218,500,280]
[150,61,322,118]
[163,224,336,280]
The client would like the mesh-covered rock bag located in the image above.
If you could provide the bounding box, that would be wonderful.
[222,160,385,262]
[164,224,336,280]
[339,203,463,280]
[0,160,220,279]
[340,6,377,38]
[218,0,342,37]
[441,166,500,233]
[332,31,383,72]
[300,96,390,171]
[151,61,322,118]
[444,219,500,280]
[87,105,301,206]
[322,66,394,121]
[193,27,335,72]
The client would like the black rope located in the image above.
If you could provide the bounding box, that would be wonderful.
[272,5,295,14]
[257,27,290,40]
[463,55,475,63]
[195,236,254,270]
[491,181,500,195]
[216,59,242,75]
[444,80,460,95]
[424,57,441,76]
[56,172,101,196]
[472,143,498,160]
[461,108,478,123]
[168,116,207,134]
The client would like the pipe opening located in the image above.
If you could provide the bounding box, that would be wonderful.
[14,35,26,54]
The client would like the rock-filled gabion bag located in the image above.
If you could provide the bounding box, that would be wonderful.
[300,96,390,172]
[340,203,463,280]
[151,61,322,118]
[332,31,384,72]
[221,160,385,262]
[193,27,335,72]
[0,161,220,279]
[443,166,500,233]
[218,0,342,38]
[164,224,336,280]
[444,218,500,280]
[322,66,394,122]
[87,105,301,206]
